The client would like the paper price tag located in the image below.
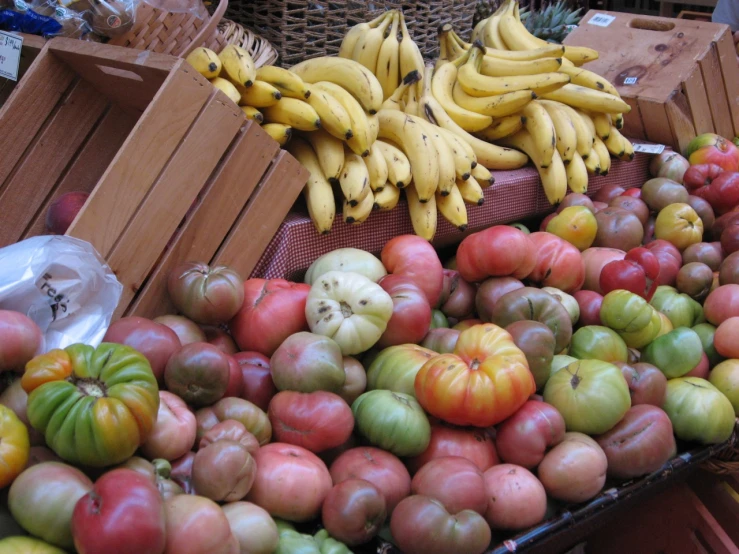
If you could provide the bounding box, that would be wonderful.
[0,31,22,81]
[632,143,666,155]
[588,13,616,27]
[623,77,638,85]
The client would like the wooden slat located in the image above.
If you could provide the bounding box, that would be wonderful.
[66,63,211,257]
[714,29,739,136]
[687,487,738,554]
[108,90,245,318]
[683,64,715,135]
[621,97,646,141]
[0,79,108,247]
[128,123,281,319]
[22,105,136,240]
[213,150,308,278]
[699,44,735,141]
[638,98,674,147]
[665,90,696,155]
[49,37,177,74]
[0,34,47,108]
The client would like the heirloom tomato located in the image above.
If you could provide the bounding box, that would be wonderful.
[222,502,279,554]
[196,397,271,445]
[366,344,435,397]
[614,361,667,407]
[0,310,42,372]
[0,537,65,553]
[321,479,387,546]
[545,206,598,251]
[600,290,661,348]
[662,378,735,444]
[482,464,547,530]
[677,262,714,300]
[542,287,580,325]
[438,270,476,320]
[164,343,230,407]
[649,285,705,328]
[505,321,556,389]
[153,315,205,345]
[594,208,644,251]
[381,235,444,306]
[167,262,244,325]
[475,277,525,322]
[574,290,603,326]
[0,405,28,488]
[377,275,432,347]
[495,400,566,469]
[569,326,628,363]
[406,423,499,474]
[704,284,739,325]
[527,232,585,293]
[709,359,739,415]
[270,332,345,393]
[305,248,387,284]
[581,248,626,293]
[686,133,739,172]
[721,251,739,285]
[537,433,607,503]
[649,151,689,183]
[641,178,689,212]
[192,439,256,502]
[455,225,536,282]
[644,239,682,287]
[141,391,196,462]
[421,328,460,354]
[163,494,235,554]
[714,317,739,358]
[654,203,704,251]
[233,352,276,411]
[411,457,488,515]
[338,356,366,405]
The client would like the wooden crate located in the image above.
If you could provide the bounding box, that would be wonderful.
[564,11,739,154]
[0,38,308,320]
[0,34,46,108]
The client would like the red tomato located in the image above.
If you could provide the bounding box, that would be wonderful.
[415,324,535,427]
[456,226,536,283]
[495,400,566,469]
[153,315,206,345]
[167,262,245,325]
[686,352,711,379]
[715,317,739,358]
[163,494,236,554]
[593,184,627,204]
[614,362,667,406]
[223,355,245,398]
[644,239,683,287]
[164,343,231,407]
[170,452,195,494]
[410,456,488,515]
[222,502,279,554]
[557,193,596,212]
[381,235,444,306]
[247,443,332,522]
[581,248,626,293]
[198,420,259,455]
[141,391,197,462]
[202,326,239,355]
[482,464,547,530]
[330,447,411,514]
[72,469,166,554]
[321,479,387,546]
[233,352,276,412]
[574,290,603,326]
[622,188,641,198]
[527,232,585,293]
[406,422,498,474]
[476,277,525,321]
[439,270,477,319]
[722,218,739,255]
[687,134,739,172]
[229,279,311,357]
[377,275,432,347]
[267,391,353,453]
[0,310,42,372]
[704,284,739,325]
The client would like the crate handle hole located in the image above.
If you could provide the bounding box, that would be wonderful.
[628,19,676,32]
[95,65,144,82]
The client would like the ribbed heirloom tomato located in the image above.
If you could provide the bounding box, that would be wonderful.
[414,324,535,427]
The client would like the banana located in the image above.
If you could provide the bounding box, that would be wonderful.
[352,11,393,72]
[377,109,439,202]
[500,129,567,204]
[339,11,390,59]
[373,182,400,210]
[545,101,593,159]
[538,100,577,164]
[210,77,241,104]
[367,114,380,145]
[542,84,631,114]
[262,123,292,146]
[521,100,557,168]
[302,129,345,184]
[498,1,542,51]
[218,44,256,88]
[471,164,494,187]
[482,13,508,50]
[290,57,384,114]
[312,81,371,157]
[452,84,535,118]
[417,118,457,196]
[621,134,634,162]
[186,47,221,79]
[255,65,310,100]
[376,11,401,100]
[406,185,437,241]
[456,176,485,205]
[340,151,372,206]
[583,146,601,175]
[613,113,625,130]
[399,12,425,80]
[240,106,263,123]
[475,114,525,141]
[374,139,412,188]
[344,189,374,224]
[592,136,611,176]
[558,45,600,67]
[480,55,562,77]
[381,70,422,111]
[239,80,282,107]
[262,98,321,131]
[558,64,621,98]
[450,27,566,61]
[432,57,493,132]
[577,109,597,140]
[305,85,353,140]
[566,151,588,194]
[404,81,421,116]
[591,112,612,141]
[437,126,477,181]
[436,185,468,231]
[605,127,632,160]
[286,137,335,234]
[365,145,389,192]
[439,25,466,63]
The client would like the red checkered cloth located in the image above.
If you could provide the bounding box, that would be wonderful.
[251,152,652,280]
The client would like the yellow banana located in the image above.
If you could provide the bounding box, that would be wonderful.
[376,11,401,100]
[305,85,353,140]
[439,25,466,63]
[302,129,345,184]
[452,84,535,118]
[621,134,634,162]
[538,100,577,164]
[471,164,494,187]
[521,100,557,168]
[475,114,525,141]
[432,57,493,132]
[240,106,263,123]
[605,127,634,161]
[373,182,400,211]
[591,112,612,141]
[377,109,439,202]
[437,126,477,181]
[545,101,593,160]
[593,136,611,176]
[240,80,282,107]
[286,137,335,234]
[577,109,597,140]
[262,98,321,131]
[312,81,371,157]
[344,189,374,224]
[261,123,292,146]
[403,82,421,116]
[186,47,221,79]
[498,1,542,51]
[291,57,384,114]
[583,145,601,175]
[381,70,422,111]
[406,185,437,241]
[365,145,389,192]
[557,44,600,67]
[449,26,566,61]
[456,176,485,205]
[437,185,468,231]
[480,55,562,77]
[339,11,390,59]
[417,118,457,196]
[543,84,631,114]
[256,65,310,99]
[367,114,379,145]
[566,151,588,194]
[211,77,241,105]
[218,44,256,88]
[558,64,621,98]
[352,11,393,72]
[399,12,425,81]
[613,113,625,130]
[500,129,567,204]
[482,13,508,50]
[340,151,372,206]
[375,139,412,188]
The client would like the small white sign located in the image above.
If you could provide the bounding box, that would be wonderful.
[588,13,616,27]
[623,76,638,85]
[632,143,666,154]
[0,31,23,82]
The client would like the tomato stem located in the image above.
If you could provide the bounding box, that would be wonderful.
[76,378,107,398]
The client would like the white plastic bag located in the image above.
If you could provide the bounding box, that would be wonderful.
[0,235,123,350]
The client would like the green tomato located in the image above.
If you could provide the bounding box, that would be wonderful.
[569,326,628,363]
[662,377,735,444]
[543,359,631,435]
[352,390,431,457]
[366,344,436,398]
[600,290,659,347]
[692,323,724,368]
[430,310,449,329]
[617,308,663,349]
[509,222,531,234]
[550,355,577,378]
[709,360,739,416]
[0,537,66,554]
[275,531,320,554]
[641,327,703,379]
[314,530,352,554]
[650,286,705,329]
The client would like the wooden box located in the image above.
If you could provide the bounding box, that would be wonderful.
[0,34,46,108]
[0,38,308,319]
[564,11,739,154]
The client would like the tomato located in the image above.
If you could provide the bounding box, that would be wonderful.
[411,457,487,515]
[557,193,596,212]
[482,464,547,530]
[247,443,332,521]
[229,278,311,357]
[222,502,279,554]
[0,537,65,553]
[594,184,627,203]
[542,287,580,325]
[196,397,271,445]
[720,251,739,285]
[305,248,387,284]
[569,325,628,363]
[649,151,690,183]
[352,390,431,457]
[164,343,230,407]
[192,439,256,502]
[455,225,537,282]
[614,362,667,407]
[650,285,705,329]
[475,277,524,321]
[233,352,276,411]
[415,324,534,427]
[9,462,92,549]
[338,356,366,405]
[390,495,491,554]
[693,322,724,368]
[199,420,259,454]
[406,422,498,474]
[421,328,460,354]
[505,321,555,389]
[662,377,735,444]
[202,326,239,355]
[704,284,739,325]
[321,479,387,546]
[377,275,432,347]
[709,359,739,415]
[116,457,185,501]
[574,290,603,326]
[526,232,585,293]
[366,344,435,397]
[594,208,644,251]
[453,318,483,330]
[610,195,650,227]
[438,270,476,319]
[381,235,444,306]
[538,433,607,503]
[495,400,565,469]
[270,332,345,393]
[687,351,711,379]
[546,206,598,251]
[581,247,626,293]
[269,390,353,453]
[163,494,235,554]
[600,290,660,348]
[714,316,739,358]
[645,239,683,287]
[654,203,704,251]
[141,391,196,461]
[430,309,450,329]
[686,133,739,172]
[543,360,631,435]
[167,262,244,325]
[153,315,206,345]
[0,310,42,372]
[677,262,714,300]
[688,195,716,233]
[72,469,166,554]
[641,178,690,212]
[622,187,642,198]
[722,217,739,255]
[0,378,42,446]
[22,343,158,467]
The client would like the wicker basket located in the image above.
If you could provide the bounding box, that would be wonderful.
[701,419,739,475]
[218,18,278,67]
[225,0,479,67]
